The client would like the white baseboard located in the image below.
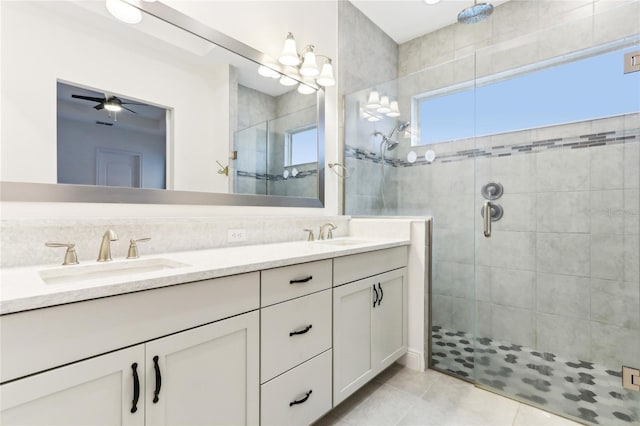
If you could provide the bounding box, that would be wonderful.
[397,349,425,371]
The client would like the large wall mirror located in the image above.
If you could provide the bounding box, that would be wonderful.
[0,0,325,207]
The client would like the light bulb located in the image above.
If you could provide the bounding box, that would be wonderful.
[300,50,319,77]
[279,33,299,66]
[366,91,381,109]
[386,101,400,117]
[377,96,391,114]
[316,60,335,86]
[105,0,142,24]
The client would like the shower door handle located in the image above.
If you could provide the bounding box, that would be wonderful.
[483,201,492,238]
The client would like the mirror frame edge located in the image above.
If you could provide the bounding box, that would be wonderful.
[0,0,325,208]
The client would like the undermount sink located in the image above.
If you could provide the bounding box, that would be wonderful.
[39,258,190,285]
[313,238,372,246]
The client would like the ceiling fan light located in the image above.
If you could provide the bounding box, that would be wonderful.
[104,103,122,112]
[105,0,142,24]
[279,33,300,66]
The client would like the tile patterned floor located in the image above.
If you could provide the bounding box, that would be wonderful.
[431,327,639,425]
[314,364,582,426]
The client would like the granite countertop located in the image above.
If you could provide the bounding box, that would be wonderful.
[0,238,409,315]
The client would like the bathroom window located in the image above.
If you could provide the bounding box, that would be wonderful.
[415,44,640,145]
[285,126,318,166]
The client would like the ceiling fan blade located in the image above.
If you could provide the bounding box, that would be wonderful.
[72,94,105,102]
[94,104,105,110]
[122,106,137,114]
[121,101,147,106]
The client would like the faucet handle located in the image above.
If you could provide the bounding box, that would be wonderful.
[327,224,337,240]
[45,242,79,265]
[303,229,315,241]
[127,238,151,259]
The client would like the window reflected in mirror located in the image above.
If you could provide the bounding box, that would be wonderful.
[57,81,168,189]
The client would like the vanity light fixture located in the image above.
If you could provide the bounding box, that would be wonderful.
[257,32,335,94]
[366,92,402,117]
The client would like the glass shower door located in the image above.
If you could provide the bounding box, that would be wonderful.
[472,3,640,424]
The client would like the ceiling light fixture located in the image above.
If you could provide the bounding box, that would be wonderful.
[105,0,142,24]
[423,0,441,4]
[257,32,335,95]
[104,98,123,112]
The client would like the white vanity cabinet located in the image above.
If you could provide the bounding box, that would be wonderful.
[332,248,408,406]
[0,312,259,426]
[0,273,260,426]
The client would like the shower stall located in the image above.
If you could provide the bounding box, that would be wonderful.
[342,1,640,424]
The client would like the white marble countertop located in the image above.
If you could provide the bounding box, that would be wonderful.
[0,238,409,315]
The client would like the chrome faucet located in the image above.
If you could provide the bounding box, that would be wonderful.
[319,223,337,240]
[97,229,119,262]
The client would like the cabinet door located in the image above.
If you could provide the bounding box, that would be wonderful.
[0,345,144,426]
[145,310,259,426]
[333,278,375,406]
[372,268,407,370]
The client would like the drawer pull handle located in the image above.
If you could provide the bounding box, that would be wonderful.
[131,363,140,414]
[373,284,379,308]
[289,324,313,337]
[152,355,162,403]
[378,283,383,306]
[290,275,313,284]
[289,390,313,407]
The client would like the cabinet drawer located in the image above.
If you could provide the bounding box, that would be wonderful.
[261,349,332,426]
[261,290,331,383]
[261,259,332,306]
[333,246,407,286]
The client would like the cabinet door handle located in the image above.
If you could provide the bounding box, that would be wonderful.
[378,283,383,306]
[290,275,313,284]
[152,355,162,403]
[289,390,313,407]
[289,324,313,337]
[131,362,140,414]
[372,284,379,308]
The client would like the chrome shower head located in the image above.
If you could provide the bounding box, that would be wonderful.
[396,121,411,133]
[385,138,399,151]
[458,1,493,24]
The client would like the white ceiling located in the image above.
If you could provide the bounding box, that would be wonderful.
[350,0,510,44]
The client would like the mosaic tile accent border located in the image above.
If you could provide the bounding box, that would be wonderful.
[236,169,317,181]
[346,128,640,167]
[431,326,640,426]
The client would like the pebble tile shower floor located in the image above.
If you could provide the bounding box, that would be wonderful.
[314,364,581,426]
[431,326,639,425]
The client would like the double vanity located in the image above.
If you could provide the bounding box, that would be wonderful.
[0,237,409,425]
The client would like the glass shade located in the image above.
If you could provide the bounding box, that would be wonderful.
[386,101,401,117]
[316,61,335,86]
[279,33,299,66]
[105,0,142,24]
[377,96,391,114]
[300,51,319,77]
[366,91,381,109]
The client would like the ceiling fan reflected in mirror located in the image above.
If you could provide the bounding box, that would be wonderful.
[71,94,145,119]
